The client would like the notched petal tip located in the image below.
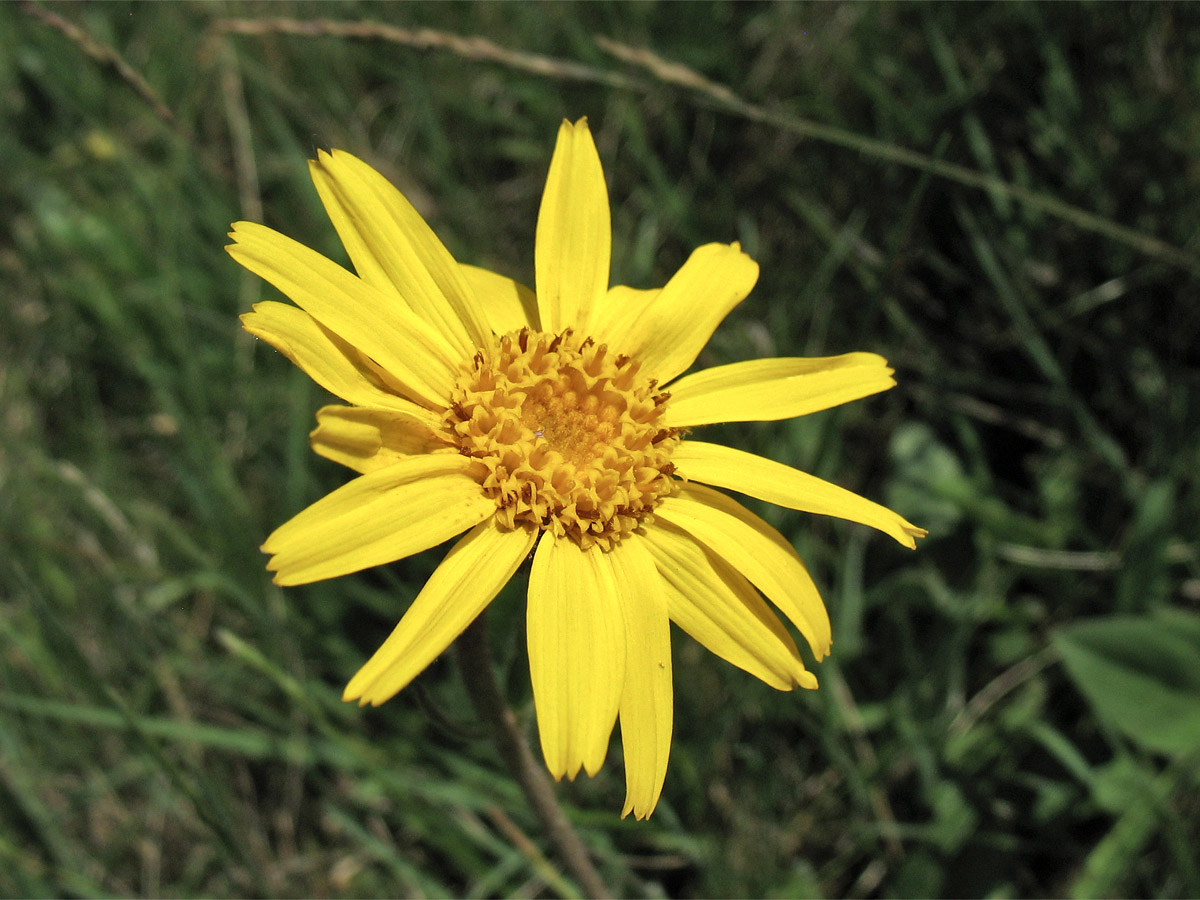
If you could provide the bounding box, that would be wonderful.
[227,220,260,239]
[238,304,279,336]
[351,689,388,708]
[723,239,754,264]
[621,801,653,821]
[889,520,928,551]
[621,788,662,820]
[310,147,354,177]
[343,689,380,709]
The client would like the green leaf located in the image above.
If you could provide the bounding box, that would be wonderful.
[1053,611,1200,757]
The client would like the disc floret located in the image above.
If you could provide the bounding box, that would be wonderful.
[445,328,678,550]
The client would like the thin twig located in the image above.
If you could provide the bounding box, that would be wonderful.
[212,17,648,93]
[456,614,611,900]
[595,36,1200,278]
[20,0,179,133]
[994,544,1120,571]
[948,646,1058,738]
[210,16,1199,274]
[218,45,262,225]
[484,805,581,899]
[907,385,1068,450]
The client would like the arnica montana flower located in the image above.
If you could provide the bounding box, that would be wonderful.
[228,118,925,819]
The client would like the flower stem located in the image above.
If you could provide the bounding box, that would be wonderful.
[456,614,612,900]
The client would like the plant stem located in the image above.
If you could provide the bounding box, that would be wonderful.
[456,614,612,900]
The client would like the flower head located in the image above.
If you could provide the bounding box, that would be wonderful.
[228,118,925,819]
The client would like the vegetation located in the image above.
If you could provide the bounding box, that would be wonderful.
[3,2,1199,896]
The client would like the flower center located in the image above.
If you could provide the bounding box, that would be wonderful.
[445,329,678,550]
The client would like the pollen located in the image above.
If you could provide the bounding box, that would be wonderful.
[444,328,679,550]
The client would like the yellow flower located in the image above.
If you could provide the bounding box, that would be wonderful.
[227,118,925,820]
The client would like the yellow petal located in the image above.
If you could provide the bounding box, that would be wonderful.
[262,454,493,586]
[610,537,673,820]
[459,264,540,333]
[663,353,896,428]
[588,284,659,351]
[527,536,625,780]
[641,522,815,691]
[673,441,927,548]
[309,405,449,475]
[343,519,536,705]
[656,485,832,660]
[602,243,759,385]
[241,301,424,412]
[535,118,611,334]
[227,222,460,409]
[309,149,491,357]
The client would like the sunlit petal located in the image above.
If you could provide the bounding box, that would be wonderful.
[656,484,832,659]
[310,149,491,356]
[663,353,896,427]
[589,285,659,353]
[262,455,493,586]
[641,522,815,690]
[309,405,448,474]
[673,440,927,548]
[601,243,759,384]
[344,520,536,705]
[227,222,460,409]
[527,535,625,779]
[610,536,673,820]
[459,264,540,334]
[241,301,427,412]
[535,118,611,334]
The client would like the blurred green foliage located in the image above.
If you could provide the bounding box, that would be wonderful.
[3,2,1200,897]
